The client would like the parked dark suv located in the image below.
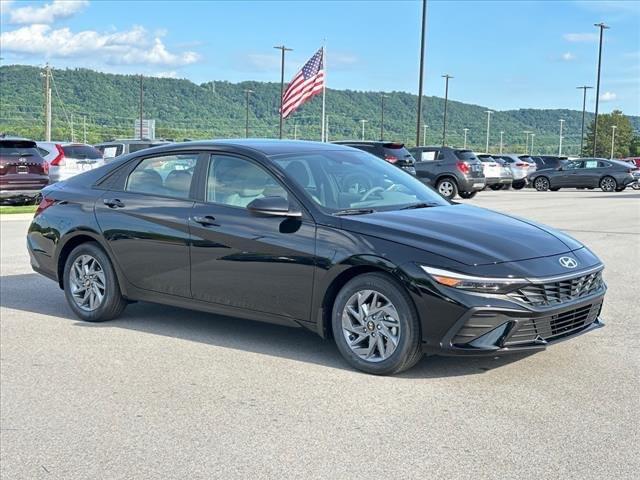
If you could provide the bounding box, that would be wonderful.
[408,146,485,200]
[0,138,49,204]
[532,155,567,171]
[332,141,416,175]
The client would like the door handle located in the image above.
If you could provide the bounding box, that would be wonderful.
[192,215,218,226]
[103,198,125,208]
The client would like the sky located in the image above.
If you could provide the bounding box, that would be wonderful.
[1,0,639,115]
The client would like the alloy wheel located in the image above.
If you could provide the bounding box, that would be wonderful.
[438,181,454,197]
[69,254,106,311]
[341,289,401,362]
[535,177,549,191]
[600,177,616,192]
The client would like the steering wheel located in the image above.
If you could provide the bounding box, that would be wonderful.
[360,186,385,202]
[342,173,372,195]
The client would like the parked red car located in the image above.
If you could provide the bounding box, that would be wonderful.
[0,138,49,204]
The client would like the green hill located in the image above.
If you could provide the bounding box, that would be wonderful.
[1,64,638,155]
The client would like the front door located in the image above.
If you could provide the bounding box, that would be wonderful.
[559,160,584,187]
[95,152,200,297]
[189,153,316,321]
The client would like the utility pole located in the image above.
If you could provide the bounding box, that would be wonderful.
[70,113,75,142]
[380,94,388,140]
[610,125,617,159]
[576,86,593,157]
[360,119,368,140]
[415,0,428,147]
[530,133,535,155]
[523,131,532,154]
[325,115,329,142]
[139,75,144,140]
[593,23,609,156]
[43,64,52,141]
[83,115,87,143]
[463,128,469,149]
[441,74,453,146]
[294,122,298,140]
[244,89,253,138]
[423,124,428,146]
[274,45,293,139]
[499,131,504,154]
[485,110,493,153]
[558,119,565,156]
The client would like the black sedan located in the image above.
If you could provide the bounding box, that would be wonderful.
[28,140,607,375]
[529,158,639,192]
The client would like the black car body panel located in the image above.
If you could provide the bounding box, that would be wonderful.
[28,140,606,358]
[529,158,637,189]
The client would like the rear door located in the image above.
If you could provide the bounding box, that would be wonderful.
[414,148,440,185]
[94,151,201,297]
[581,159,601,187]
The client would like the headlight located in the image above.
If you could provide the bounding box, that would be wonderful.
[421,266,527,293]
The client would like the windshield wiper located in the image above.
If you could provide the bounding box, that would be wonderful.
[399,202,441,210]
[334,208,376,216]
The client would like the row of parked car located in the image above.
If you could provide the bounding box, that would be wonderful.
[2,135,638,204]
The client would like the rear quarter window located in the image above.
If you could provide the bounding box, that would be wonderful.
[62,145,103,159]
[455,150,478,161]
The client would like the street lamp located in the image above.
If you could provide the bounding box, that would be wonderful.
[360,119,368,141]
[485,110,493,153]
[530,133,535,155]
[576,85,593,156]
[380,94,389,140]
[415,0,428,147]
[274,45,293,139]
[244,89,253,138]
[499,131,504,154]
[423,124,428,146]
[593,23,609,156]
[523,131,532,154]
[558,119,565,156]
[294,122,298,140]
[463,128,469,149]
[610,125,617,159]
[441,74,453,146]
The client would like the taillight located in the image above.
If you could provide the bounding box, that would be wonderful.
[42,161,49,175]
[35,197,55,216]
[384,154,398,164]
[456,161,470,174]
[515,162,528,167]
[50,144,65,166]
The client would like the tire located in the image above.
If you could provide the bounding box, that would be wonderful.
[458,190,477,199]
[436,177,458,200]
[632,183,640,190]
[550,187,561,192]
[600,176,617,192]
[332,273,423,375]
[512,180,525,190]
[534,176,550,191]
[489,184,503,191]
[63,242,127,322]
[615,186,626,192]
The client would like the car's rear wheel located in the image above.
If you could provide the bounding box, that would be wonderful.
[458,191,477,199]
[615,186,626,192]
[436,178,458,200]
[534,176,550,191]
[63,242,127,322]
[332,273,423,375]
[489,184,503,191]
[550,187,561,191]
[512,180,526,190]
[600,176,617,192]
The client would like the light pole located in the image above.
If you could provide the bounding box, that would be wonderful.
[558,119,565,156]
[294,122,298,140]
[484,110,493,153]
[463,128,469,149]
[576,85,593,156]
[380,94,388,140]
[441,74,453,146]
[244,89,253,138]
[530,133,535,155]
[423,124,428,145]
[274,45,293,139]
[523,131,532,154]
[499,131,504,154]
[593,23,609,156]
[360,119,368,140]
[610,125,617,159]
[415,0,428,147]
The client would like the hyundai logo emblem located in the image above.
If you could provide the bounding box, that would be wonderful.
[559,256,578,269]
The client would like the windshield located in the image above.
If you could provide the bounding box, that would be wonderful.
[270,149,448,213]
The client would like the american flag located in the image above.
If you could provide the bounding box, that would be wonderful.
[281,48,324,119]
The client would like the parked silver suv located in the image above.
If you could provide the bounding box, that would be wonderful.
[37,142,104,183]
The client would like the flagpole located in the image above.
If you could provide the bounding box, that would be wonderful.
[321,41,327,142]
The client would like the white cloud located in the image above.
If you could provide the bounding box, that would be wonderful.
[6,0,88,24]
[563,33,599,42]
[0,24,201,67]
[561,52,576,61]
[600,91,617,102]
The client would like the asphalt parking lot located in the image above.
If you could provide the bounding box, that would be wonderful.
[1,189,638,480]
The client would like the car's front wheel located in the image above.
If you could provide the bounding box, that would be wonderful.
[436,178,458,200]
[63,242,127,322]
[534,176,550,191]
[600,176,617,192]
[511,180,526,190]
[489,184,503,191]
[458,191,477,199]
[332,273,423,375]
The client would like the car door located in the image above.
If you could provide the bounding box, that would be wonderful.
[581,159,601,187]
[415,148,439,185]
[94,151,202,297]
[558,160,584,187]
[189,153,316,321]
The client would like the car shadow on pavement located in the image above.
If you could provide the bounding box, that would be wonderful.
[586,193,640,200]
[1,273,536,378]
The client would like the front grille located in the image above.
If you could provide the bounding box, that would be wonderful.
[507,269,604,307]
[505,301,602,346]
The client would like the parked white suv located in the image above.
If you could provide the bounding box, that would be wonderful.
[36,142,104,183]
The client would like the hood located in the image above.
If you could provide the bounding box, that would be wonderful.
[340,204,583,266]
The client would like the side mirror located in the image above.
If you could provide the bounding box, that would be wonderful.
[247,196,301,218]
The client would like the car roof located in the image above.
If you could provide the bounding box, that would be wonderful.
[175,139,358,156]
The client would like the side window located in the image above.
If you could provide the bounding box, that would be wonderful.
[421,150,437,161]
[129,143,155,153]
[436,151,445,160]
[207,155,287,208]
[598,161,610,168]
[585,160,599,169]
[566,160,583,170]
[125,153,198,199]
